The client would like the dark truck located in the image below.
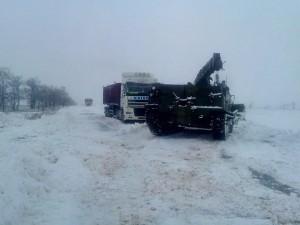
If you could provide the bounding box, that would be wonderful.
[145,53,245,140]
[84,98,93,106]
[103,83,122,118]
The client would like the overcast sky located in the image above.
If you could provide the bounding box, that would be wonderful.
[0,0,299,106]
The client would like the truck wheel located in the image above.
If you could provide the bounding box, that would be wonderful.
[212,115,228,140]
[146,109,164,135]
[117,109,125,121]
[104,107,110,117]
[146,109,178,136]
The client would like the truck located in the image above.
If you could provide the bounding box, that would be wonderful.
[84,98,93,106]
[145,53,245,140]
[103,72,157,122]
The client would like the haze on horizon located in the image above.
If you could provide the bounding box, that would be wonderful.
[0,0,299,107]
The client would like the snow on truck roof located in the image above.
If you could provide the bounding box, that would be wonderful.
[122,72,157,84]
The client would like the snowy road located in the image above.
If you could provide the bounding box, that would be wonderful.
[1,106,300,225]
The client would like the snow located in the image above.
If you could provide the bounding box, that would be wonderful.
[0,106,300,225]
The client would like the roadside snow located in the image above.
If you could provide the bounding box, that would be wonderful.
[0,107,299,225]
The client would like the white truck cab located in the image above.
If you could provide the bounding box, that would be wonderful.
[121,73,157,121]
[103,72,157,122]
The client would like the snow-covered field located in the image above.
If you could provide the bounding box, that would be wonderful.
[0,106,300,225]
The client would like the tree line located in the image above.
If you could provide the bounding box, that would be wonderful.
[0,68,75,112]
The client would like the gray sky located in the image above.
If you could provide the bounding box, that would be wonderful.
[1,0,299,106]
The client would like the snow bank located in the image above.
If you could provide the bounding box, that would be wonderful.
[0,106,299,225]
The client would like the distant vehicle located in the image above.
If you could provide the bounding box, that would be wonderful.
[145,53,245,140]
[85,98,93,106]
[103,72,157,122]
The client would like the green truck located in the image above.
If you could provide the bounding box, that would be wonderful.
[145,53,245,140]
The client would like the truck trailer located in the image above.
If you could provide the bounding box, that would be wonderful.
[103,72,157,122]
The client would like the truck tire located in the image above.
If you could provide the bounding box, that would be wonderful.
[117,109,125,121]
[104,111,109,117]
[212,115,228,140]
[146,109,178,136]
[104,107,112,117]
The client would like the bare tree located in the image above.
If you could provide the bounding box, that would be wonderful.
[9,75,22,111]
[27,82,75,111]
[1,69,75,112]
[0,68,10,112]
[26,78,40,110]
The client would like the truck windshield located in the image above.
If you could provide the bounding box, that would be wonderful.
[126,83,152,94]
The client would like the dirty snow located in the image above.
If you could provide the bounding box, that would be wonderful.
[0,106,300,225]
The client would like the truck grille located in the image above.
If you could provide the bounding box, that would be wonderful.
[128,101,148,105]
